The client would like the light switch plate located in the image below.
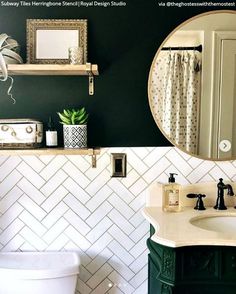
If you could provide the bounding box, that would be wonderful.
[111,153,127,177]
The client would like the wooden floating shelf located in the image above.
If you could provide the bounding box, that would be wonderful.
[7,64,99,76]
[0,148,100,156]
[0,147,100,168]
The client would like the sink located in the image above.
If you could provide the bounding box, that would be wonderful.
[190,214,236,234]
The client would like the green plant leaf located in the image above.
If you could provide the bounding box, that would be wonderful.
[63,109,70,117]
[71,112,76,125]
[78,114,89,124]
[58,107,88,125]
[58,112,71,124]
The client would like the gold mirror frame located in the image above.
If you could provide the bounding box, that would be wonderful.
[27,19,88,64]
[148,10,236,161]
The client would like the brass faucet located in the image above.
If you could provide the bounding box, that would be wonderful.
[214,178,234,210]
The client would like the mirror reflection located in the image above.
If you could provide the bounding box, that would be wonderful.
[148,11,236,160]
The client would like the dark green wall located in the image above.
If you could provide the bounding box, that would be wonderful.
[0,1,228,147]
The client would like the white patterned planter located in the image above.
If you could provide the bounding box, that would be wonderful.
[63,124,87,148]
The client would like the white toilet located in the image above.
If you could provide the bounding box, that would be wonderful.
[0,252,80,294]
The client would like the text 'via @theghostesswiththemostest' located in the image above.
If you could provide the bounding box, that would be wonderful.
[0,1,127,7]
[157,1,235,7]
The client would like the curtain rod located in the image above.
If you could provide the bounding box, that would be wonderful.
[161,45,202,52]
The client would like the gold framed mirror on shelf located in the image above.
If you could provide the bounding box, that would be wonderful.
[148,10,236,161]
[26,19,88,64]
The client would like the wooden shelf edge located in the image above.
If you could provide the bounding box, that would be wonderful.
[0,147,101,156]
[7,64,99,76]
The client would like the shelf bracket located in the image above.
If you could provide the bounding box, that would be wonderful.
[86,63,94,95]
[91,153,97,168]
[88,148,97,168]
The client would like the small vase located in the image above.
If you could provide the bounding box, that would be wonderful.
[63,124,87,148]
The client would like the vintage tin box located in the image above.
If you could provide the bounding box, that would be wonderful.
[0,119,43,148]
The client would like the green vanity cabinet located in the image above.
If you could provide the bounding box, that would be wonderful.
[148,226,236,294]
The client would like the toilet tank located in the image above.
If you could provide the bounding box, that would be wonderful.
[0,252,80,294]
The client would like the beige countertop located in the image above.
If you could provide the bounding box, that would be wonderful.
[142,207,236,248]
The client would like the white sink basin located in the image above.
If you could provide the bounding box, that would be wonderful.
[190,214,236,234]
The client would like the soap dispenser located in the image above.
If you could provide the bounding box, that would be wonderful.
[46,116,58,147]
[163,173,181,212]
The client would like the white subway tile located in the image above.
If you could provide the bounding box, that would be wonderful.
[19,227,47,250]
[129,220,149,243]
[108,254,135,280]
[17,178,45,205]
[19,211,47,236]
[18,195,47,221]
[40,170,68,197]
[90,278,111,294]
[107,178,135,203]
[0,202,24,230]
[144,147,171,167]
[132,147,150,160]
[40,155,67,180]
[86,248,113,274]
[121,169,140,188]
[20,156,45,173]
[0,187,23,214]
[87,263,113,289]
[63,161,90,188]
[129,178,148,196]
[129,249,149,273]
[130,233,149,259]
[63,177,90,204]
[125,149,149,174]
[107,193,134,219]
[41,186,68,212]
[108,240,134,266]
[86,170,110,196]
[64,194,91,220]
[143,157,171,183]
[76,278,92,294]
[86,201,112,227]
[0,219,24,244]
[129,265,148,288]
[85,152,110,181]
[17,161,45,189]
[41,202,69,229]
[1,234,24,252]
[108,225,135,251]
[65,226,91,251]
[46,234,69,251]
[0,170,22,198]
[64,210,91,235]
[66,155,90,173]
[86,185,112,212]
[86,233,113,259]
[0,156,21,182]
[43,218,68,244]
[108,270,135,294]
[108,209,135,235]
[86,217,112,243]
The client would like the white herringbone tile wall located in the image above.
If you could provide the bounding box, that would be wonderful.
[0,147,236,293]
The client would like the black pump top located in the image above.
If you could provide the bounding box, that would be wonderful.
[47,116,55,131]
[169,173,177,183]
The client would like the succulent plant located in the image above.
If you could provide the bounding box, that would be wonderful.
[57,108,89,125]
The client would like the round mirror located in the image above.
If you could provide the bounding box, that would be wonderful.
[148,10,236,161]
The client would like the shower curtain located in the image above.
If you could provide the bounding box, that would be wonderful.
[153,51,201,154]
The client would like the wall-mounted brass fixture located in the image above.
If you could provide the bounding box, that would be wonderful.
[86,63,94,95]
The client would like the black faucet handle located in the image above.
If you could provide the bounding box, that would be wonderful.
[187,193,198,198]
[187,193,206,210]
[227,185,234,196]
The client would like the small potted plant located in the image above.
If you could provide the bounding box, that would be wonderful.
[57,107,89,148]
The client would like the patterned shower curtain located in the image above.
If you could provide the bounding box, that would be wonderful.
[153,51,201,154]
